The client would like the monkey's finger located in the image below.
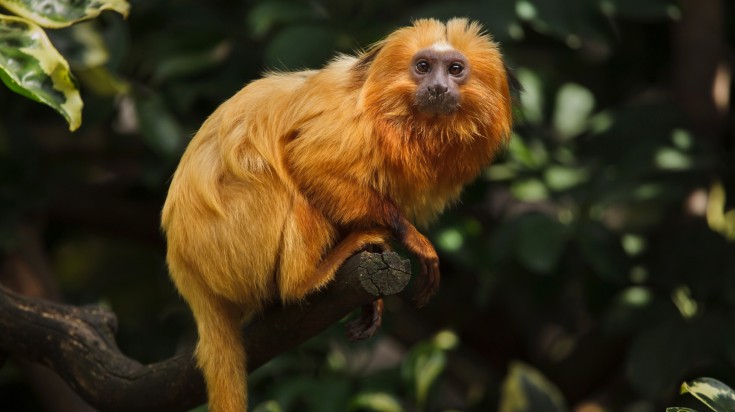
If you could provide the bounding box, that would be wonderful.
[415,259,441,307]
[429,260,440,290]
[415,290,431,308]
[413,265,433,307]
[412,260,429,297]
[345,325,367,341]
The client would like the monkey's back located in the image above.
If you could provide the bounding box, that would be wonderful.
[162,72,322,311]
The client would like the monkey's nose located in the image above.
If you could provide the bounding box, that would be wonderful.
[428,84,448,97]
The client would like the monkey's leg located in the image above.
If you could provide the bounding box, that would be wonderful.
[344,243,390,340]
[278,224,390,302]
[188,291,247,412]
[286,173,440,306]
[315,234,390,340]
[277,195,389,303]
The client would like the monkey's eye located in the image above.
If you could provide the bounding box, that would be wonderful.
[448,62,464,76]
[415,60,430,74]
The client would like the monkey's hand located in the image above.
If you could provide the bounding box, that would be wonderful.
[408,238,440,308]
[399,226,440,307]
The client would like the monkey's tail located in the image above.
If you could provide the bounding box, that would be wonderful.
[191,295,248,412]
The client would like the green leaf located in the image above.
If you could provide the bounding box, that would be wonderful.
[508,136,549,170]
[436,227,464,252]
[152,41,231,83]
[655,147,692,170]
[252,400,284,412]
[0,15,82,130]
[48,22,109,69]
[133,93,183,158]
[309,378,351,412]
[577,222,628,283]
[247,1,318,38]
[627,318,688,398]
[510,178,549,201]
[516,68,544,124]
[602,286,655,334]
[485,164,517,181]
[517,0,612,47]
[599,0,681,20]
[267,376,350,411]
[401,342,447,411]
[0,0,129,28]
[666,408,699,412]
[75,65,129,96]
[348,393,403,412]
[264,25,337,70]
[499,361,568,412]
[544,165,588,191]
[514,213,568,274]
[553,83,595,139]
[671,285,699,319]
[681,378,735,412]
[433,330,459,350]
[58,22,129,96]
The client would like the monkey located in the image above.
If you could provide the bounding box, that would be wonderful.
[161,18,515,412]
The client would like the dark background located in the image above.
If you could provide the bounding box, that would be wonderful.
[1,0,734,411]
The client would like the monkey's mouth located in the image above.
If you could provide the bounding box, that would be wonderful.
[415,92,460,116]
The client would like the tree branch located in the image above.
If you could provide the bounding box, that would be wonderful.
[0,251,411,412]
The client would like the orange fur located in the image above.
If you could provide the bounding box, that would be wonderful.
[162,18,513,412]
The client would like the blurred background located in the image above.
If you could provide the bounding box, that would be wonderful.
[0,0,734,411]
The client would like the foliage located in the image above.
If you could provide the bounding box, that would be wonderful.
[499,362,568,412]
[668,378,735,412]
[247,329,457,412]
[0,15,82,130]
[0,0,129,130]
[0,0,734,411]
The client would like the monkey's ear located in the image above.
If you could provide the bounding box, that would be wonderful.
[354,44,383,72]
[505,64,523,101]
[350,44,384,87]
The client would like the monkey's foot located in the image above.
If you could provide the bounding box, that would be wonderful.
[345,298,384,341]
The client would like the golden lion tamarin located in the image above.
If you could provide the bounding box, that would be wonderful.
[162,18,514,412]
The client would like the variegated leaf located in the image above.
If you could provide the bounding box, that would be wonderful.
[0,0,129,28]
[0,15,82,130]
[681,378,735,412]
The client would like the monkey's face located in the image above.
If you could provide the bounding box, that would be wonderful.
[410,46,469,116]
[361,18,512,142]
